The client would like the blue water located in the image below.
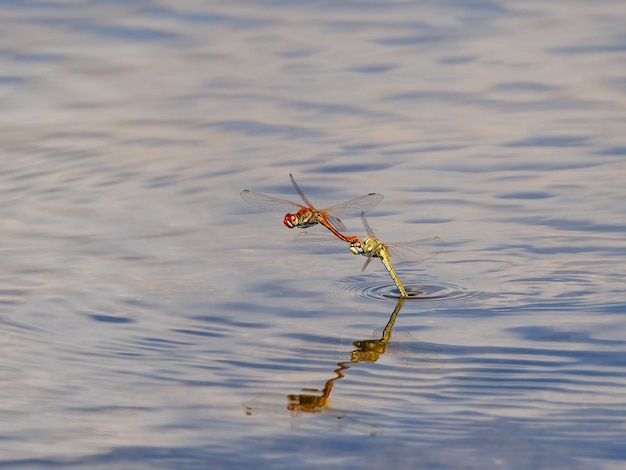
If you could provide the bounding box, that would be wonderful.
[1,1,625,469]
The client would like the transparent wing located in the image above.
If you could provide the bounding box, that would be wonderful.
[361,256,374,272]
[240,190,303,213]
[386,237,445,264]
[294,231,353,254]
[323,193,384,220]
[324,214,347,232]
[290,174,382,231]
[359,213,377,237]
[289,173,315,209]
[358,213,444,264]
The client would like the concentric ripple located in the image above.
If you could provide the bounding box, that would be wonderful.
[325,277,483,303]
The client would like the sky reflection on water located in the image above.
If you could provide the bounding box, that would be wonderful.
[1,1,626,469]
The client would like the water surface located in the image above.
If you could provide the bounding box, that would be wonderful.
[1,1,626,468]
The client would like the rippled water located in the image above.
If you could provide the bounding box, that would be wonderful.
[1,1,626,468]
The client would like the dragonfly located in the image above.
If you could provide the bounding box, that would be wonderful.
[241,173,383,242]
[242,392,382,435]
[297,213,444,297]
[242,363,383,435]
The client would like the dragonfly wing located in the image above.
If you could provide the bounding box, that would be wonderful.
[325,214,347,232]
[324,193,384,219]
[294,231,352,254]
[289,173,316,209]
[386,237,445,264]
[361,256,374,272]
[359,213,377,237]
[240,190,302,213]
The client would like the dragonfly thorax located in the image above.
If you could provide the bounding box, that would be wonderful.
[283,209,319,228]
[350,236,384,257]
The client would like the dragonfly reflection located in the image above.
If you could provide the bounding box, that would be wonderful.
[243,362,351,419]
[241,174,383,242]
[297,213,444,297]
[350,298,404,363]
[243,299,407,435]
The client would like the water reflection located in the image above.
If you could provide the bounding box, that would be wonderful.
[244,298,417,435]
[2,0,626,466]
[350,298,404,363]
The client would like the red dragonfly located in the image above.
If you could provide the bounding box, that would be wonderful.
[241,174,383,242]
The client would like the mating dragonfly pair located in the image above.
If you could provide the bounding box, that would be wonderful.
[241,174,443,297]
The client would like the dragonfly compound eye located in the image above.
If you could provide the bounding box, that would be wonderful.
[283,213,297,228]
[349,242,363,255]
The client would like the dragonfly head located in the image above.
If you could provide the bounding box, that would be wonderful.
[283,213,298,228]
[349,240,364,255]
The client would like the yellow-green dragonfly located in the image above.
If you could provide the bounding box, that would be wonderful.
[241,174,382,243]
[297,213,444,297]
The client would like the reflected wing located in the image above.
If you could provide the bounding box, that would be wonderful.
[386,237,445,264]
[243,395,347,418]
[323,193,384,220]
[240,190,303,213]
[243,396,290,416]
[242,395,382,435]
